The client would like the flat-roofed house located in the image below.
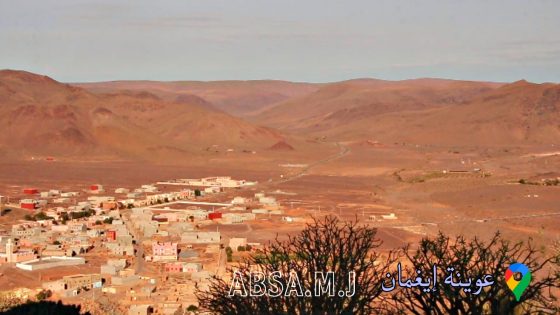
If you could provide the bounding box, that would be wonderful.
[181,231,221,244]
[150,242,177,262]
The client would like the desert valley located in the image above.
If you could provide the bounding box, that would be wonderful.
[0,69,559,313]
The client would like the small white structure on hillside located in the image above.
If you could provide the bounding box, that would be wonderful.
[381,213,398,220]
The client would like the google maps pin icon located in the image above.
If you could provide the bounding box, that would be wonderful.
[505,262,531,302]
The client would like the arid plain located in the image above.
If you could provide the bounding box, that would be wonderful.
[3,70,558,244]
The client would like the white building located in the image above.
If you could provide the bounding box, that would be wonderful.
[381,213,398,220]
[115,188,130,194]
[252,209,269,214]
[16,256,85,271]
[231,197,246,205]
[60,192,80,198]
[181,231,221,244]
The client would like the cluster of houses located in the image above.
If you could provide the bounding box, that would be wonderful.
[158,176,256,188]
[0,177,305,314]
[105,220,135,256]
[16,185,195,213]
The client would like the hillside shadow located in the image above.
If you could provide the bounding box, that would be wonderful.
[1,300,89,315]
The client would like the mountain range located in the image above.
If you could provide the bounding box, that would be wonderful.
[0,70,285,160]
[1,69,558,160]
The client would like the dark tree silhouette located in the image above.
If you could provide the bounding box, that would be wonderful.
[385,232,560,315]
[196,215,396,315]
[1,300,88,315]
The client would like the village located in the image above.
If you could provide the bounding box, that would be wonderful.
[0,176,315,314]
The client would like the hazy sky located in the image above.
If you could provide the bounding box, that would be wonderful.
[1,0,560,83]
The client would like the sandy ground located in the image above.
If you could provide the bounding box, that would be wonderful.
[2,142,558,247]
[0,141,559,301]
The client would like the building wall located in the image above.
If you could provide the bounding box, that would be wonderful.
[181,232,220,244]
[11,251,36,263]
[15,256,85,271]
[63,274,102,291]
[152,242,177,261]
[164,263,183,273]
[20,203,36,210]
[42,280,66,292]
[208,212,222,220]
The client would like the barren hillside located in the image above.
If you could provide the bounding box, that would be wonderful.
[0,70,287,160]
[75,80,321,116]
